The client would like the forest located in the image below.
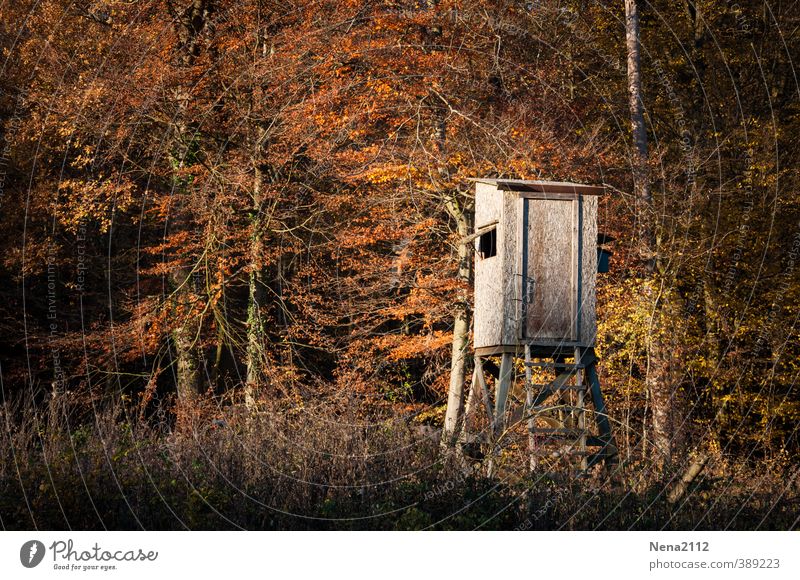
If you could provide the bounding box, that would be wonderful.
[0,0,798,530]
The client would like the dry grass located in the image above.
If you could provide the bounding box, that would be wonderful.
[0,392,796,530]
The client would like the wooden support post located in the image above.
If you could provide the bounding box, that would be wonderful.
[524,344,537,471]
[457,364,479,454]
[494,352,514,436]
[586,348,619,472]
[462,365,479,421]
[487,353,513,478]
[575,347,588,471]
[474,357,494,427]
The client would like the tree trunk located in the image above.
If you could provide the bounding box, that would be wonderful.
[168,93,202,405]
[646,320,672,464]
[172,316,201,403]
[625,0,672,467]
[441,195,472,449]
[624,0,654,266]
[419,1,473,451]
[245,163,267,409]
[167,0,214,407]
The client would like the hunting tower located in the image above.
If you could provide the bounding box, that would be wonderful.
[461,179,617,474]
[472,178,601,353]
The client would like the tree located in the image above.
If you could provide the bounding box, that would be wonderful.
[623,0,677,466]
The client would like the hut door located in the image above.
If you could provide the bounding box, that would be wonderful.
[521,198,578,342]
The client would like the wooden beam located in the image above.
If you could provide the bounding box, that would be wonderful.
[475,357,494,424]
[460,220,499,246]
[493,353,513,435]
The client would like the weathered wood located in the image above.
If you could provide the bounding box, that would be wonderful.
[524,344,537,471]
[472,179,599,350]
[518,191,595,201]
[524,198,577,341]
[667,454,709,504]
[475,357,494,423]
[469,178,605,196]
[460,220,498,246]
[500,190,521,345]
[455,364,479,454]
[469,178,611,474]
[586,350,619,473]
[475,344,579,358]
[580,195,598,344]
[575,347,588,471]
[475,345,521,357]
[463,365,479,419]
[473,182,505,349]
[493,353,514,435]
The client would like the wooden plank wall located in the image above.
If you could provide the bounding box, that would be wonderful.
[579,194,598,345]
[500,190,520,345]
[473,183,505,349]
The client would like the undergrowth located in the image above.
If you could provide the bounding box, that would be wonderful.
[0,393,796,530]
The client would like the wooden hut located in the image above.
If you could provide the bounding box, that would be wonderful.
[471,178,604,355]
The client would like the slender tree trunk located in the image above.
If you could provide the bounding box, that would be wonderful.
[210,315,225,389]
[243,20,274,408]
[625,0,653,260]
[625,0,671,466]
[441,196,472,449]
[418,0,472,451]
[647,317,672,463]
[169,89,202,405]
[245,162,267,408]
[172,315,201,403]
[168,267,202,405]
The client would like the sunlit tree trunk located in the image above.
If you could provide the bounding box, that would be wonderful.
[625,0,652,251]
[625,0,671,465]
[171,308,202,403]
[441,195,472,449]
[168,88,202,405]
[417,0,472,450]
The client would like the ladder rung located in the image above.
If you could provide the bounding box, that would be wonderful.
[530,428,587,437]
[528,384,586,392]
[524,362,587,369]
[530,431,605,441]
[530,405,586,412]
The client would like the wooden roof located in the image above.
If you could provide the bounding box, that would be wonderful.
[469,178,605,196]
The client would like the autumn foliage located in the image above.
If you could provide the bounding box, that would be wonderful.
[0,0,798,528]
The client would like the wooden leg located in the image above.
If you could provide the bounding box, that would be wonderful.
[462,365,479,423]
[494,352,513,436]
[575,347,587,471]
[586,348,619,473]
[524,345,537,471]
[457,364,479,452]
[474,356,494,425]
[487,353,513,478]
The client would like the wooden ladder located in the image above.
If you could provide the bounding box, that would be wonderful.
[524,344,613,474]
